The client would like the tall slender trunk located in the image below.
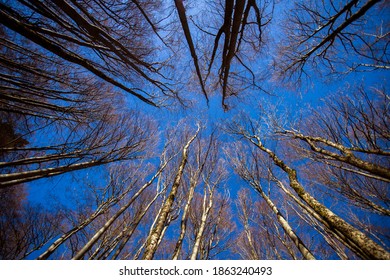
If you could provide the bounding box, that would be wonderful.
[172,177,197,259]
[251,136,390,260]
[243,223,259,259]
[111,190,162,260]
[142,126,200,260]
[174,0,208,103]
[0,159,110,188]
[190,185,214,260]
[38,202,108,260]
[71,163,167,260]
[252,182,316,260]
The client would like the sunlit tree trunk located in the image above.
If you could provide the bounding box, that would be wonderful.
[172,177,197,260]
[252,182,315,260]
[142,125,200,260]
[110,190,163,260]
[71,162,168,260]
[249,135,390,260]
[190,183,215,260]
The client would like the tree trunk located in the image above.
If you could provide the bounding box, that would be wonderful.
[142,125,200,260]
[251,136,390,260]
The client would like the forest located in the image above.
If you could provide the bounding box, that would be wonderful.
[0,0,389,260]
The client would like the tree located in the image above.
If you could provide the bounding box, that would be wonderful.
[36,161,158,260]
[0,108,155,188]
[226,89,390,259]
[0,0,179,106]
[203,0,273,109]
[171,131,218,259]
[1,10,158,188]
[283,86,390,215]
[0,185,63,259]
[235,188,314,259]
[174,0,209,103]
[169,0,273,109]
[1,0,389,261]
[186,189,234,260]
[274,0,389,86]
[227,142,315,259]
[141,124,200,260]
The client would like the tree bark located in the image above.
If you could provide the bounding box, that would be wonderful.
[250,135,390,260]
[142,125,200,260]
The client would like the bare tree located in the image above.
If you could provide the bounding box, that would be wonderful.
[169,0,273,109]
[171,132,217,259]
[227,142,316,259]
[281,86,390,215]
[174,0,209,103]
[0,14,158,189]
[235,189,261,259]
[189,151,227,259]
[226,97,390,259]
[186,190,235,260]
[0,110,155,188]
[203,0,273,109]
[0,185,63,259]
[0,0,179,106]
[235,189,311,259]
[70,143,175,260]
[141,124,200,260]
[36,161,153,259]
[274,0,389,86]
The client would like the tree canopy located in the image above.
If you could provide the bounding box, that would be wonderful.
[0,0,389,260]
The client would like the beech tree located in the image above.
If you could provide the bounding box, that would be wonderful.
[171,131,218,259]
[34,123,235,260]
[185,190,234,260]
[227,145,315,259]
[142,124,200,260]
[169,0,273,109]
[203,0,273,109]
[226,87,390,259]
[235,188,315,259]
[279,86,389,214]
[36,162,157,259]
